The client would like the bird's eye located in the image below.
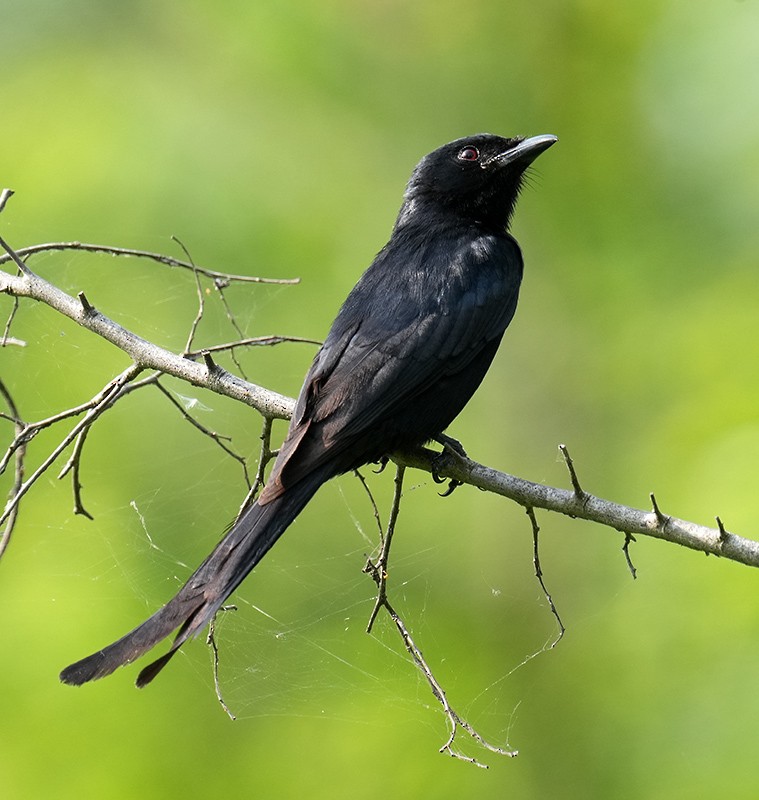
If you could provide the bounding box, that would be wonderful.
[457,146,480,162]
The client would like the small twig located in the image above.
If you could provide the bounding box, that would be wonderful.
[207,607,238,721]
[0,364,143,530]
[249,417,277,504]
[0,379,25,557]
[173,236,205,355]
[213,281,248,378]
[2,297,21,346]
[185,335,321,359]
[360,464,516,766]
[525,506,565,644]
[622,533,638,579]
[153,381,251,489]
[0,241,300,285]
[558,444,585,499]
[353,468,384,537]
[366,570,517,766]
[0,188,14,215]
[57,427,94,519]
[0,233,32,276]
[364,465,405,633]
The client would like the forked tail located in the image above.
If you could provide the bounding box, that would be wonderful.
[60,468,328,687]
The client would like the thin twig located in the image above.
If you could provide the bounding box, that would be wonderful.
[364,465,405,633]
[185,335,321,359]
[353,468,384,538]
[0,365,143,529]
[622,533,637,579]
[1,297,20,346]
[173,236,205,355]
[360,465,516,766]
[0,241,300,285]
[57,427,94,519]
[0,188,14,215]
[0,245,296,420]
[213,281,248,378]
[0,233,32,275]
[0,379,25,556]
[525,506,565,644]
[558,443,585,499]
[207,608,238,721]
[153,380,251,489]
[383,589,517,767]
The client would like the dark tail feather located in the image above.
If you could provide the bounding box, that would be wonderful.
[60,469,329,687]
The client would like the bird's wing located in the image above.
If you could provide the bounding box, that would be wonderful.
[259,236,521,502]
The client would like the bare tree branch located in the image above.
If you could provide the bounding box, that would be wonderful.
[362,464,517,767]
[0,243,296,421]
[0,240,300,285]
[4,190,759,767]
[393,447,759,567]
[2,225,758,566]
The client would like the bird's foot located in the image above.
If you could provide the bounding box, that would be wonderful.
[431,434,467,497]
[433,433,468,459]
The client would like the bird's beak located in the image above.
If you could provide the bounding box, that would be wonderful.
[485,134,558,169]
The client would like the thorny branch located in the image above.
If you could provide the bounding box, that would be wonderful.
[0,192,311,553]
[526,506,565,644]
[4,190,759,765]
[362,464,517,767]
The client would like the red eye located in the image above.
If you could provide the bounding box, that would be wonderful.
[457,146,480,162]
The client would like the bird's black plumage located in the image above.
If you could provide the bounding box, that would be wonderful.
[60,132,556,687]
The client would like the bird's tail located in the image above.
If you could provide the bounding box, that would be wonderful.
[60,468,330,688]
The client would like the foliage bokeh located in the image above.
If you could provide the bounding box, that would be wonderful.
[2,0,758,797]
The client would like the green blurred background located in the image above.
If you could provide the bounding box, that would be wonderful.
[2,0,759,797]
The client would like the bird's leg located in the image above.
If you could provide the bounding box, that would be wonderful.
[433,432,468,459]
[431,434,466,496]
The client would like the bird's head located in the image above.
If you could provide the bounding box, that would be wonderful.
[398,133,557,232]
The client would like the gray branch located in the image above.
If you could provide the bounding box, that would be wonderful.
[394,448,757,567]
[2,231,757,571]
[0,260,295,421]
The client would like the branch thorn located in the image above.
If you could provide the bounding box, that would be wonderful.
[650,492,668,526]
[202,350,219,374]
[716,516,728,549]
[559,444,585,499]
[0,188,14,215]
[77,292,96,316]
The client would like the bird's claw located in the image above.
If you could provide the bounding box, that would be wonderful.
[372,456,390,474]
[431,435,467,497]
[438,478,462,497]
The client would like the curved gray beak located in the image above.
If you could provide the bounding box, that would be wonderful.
[486,134,558,168]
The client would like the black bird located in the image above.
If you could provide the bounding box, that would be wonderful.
[60,132,556,687]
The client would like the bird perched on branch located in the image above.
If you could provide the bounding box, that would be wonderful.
[60,132,557,687]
